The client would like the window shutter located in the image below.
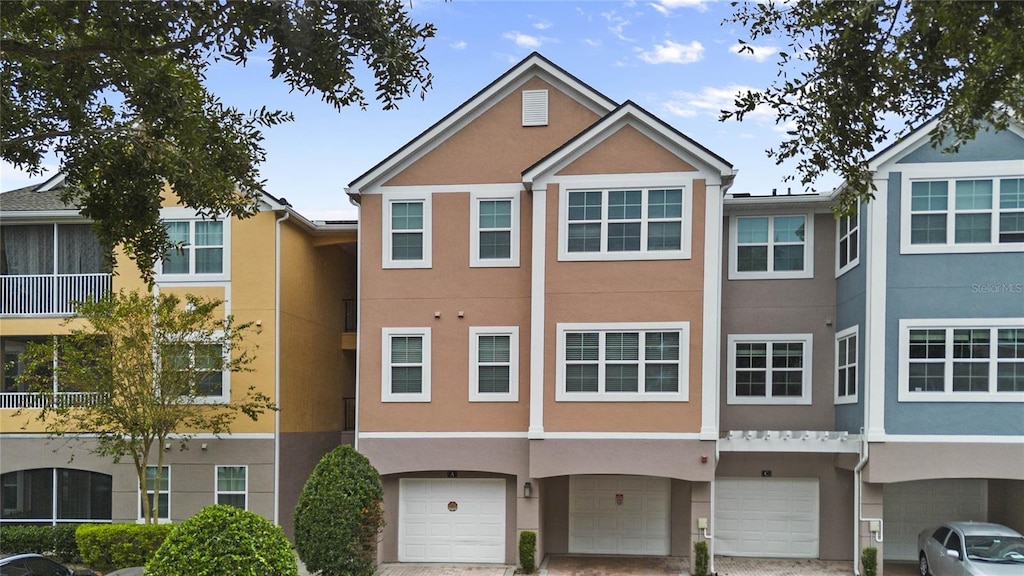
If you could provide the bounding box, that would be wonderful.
[522,90,548,126]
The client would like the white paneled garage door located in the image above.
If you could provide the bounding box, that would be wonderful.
[569,475,671,556]
[399,478,506,563]
[884,479,986,561]
[716,478,819,558]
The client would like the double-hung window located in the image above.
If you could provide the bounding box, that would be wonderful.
[162,340,228,401]
[904,176,1024,252]
[835,326,858,404]
[469,327,519,402]
[556,322,689,402]
[215,465,247,509]
[382,328,431,402]
[899,319,1024,401]
[162,220,224,275]
[836,210,860,275]
[141,466,170,521]
[727,334,813,405]
[470,189,519,267]
[560,186,691,261]
[729,215,814,279]
[383,195,432,268]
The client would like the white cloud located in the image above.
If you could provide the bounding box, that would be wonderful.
[503,31,543,49]
[450,40,468,50]
[639,40,704,64]
[729,43,779,62]
[602,11,633,42]
[530,17,552,30]
[1,161,57,191]
[662,85,774,121]
[583,38,601,48]
[649,0,710,13]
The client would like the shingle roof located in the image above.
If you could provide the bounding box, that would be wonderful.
[0,182,78,212]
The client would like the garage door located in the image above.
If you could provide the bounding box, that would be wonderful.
[569,475,671,556]
[399,478,506,563]
[884,479,986,561]
[716,478,819,558]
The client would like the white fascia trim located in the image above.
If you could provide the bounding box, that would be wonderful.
[377,183,523,195]
[727,212,815,280]
[358,431,528,439]
[528,185,546,437]
[865,177,888,439]
[834,325,860,405]
[726,333,814,406]
[701,183,723,439]
[0,210,84,222]
[468,326,520,402]
[37,173,67,192]
[718,438,862,454]
[470,188,522,268]
[536,432,704,440]
[871,434,1024,444]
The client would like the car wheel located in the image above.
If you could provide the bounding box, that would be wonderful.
[919,552,931,576]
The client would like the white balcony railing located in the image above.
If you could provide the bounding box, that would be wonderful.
[0,392,105,410]
[0,273,112,316]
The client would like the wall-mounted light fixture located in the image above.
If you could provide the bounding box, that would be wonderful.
[201,443,209,451]
[164,442,171,451]
[523,481,533,498]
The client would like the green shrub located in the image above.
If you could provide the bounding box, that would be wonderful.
[145,505,297,576]
[692,540,709,576]
[76,523,173,571]
[861,546,878,576]
[518,530,536,573]
[294,445,384,576]
[0,524,82,563]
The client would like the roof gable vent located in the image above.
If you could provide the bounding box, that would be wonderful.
[522,90,548,127]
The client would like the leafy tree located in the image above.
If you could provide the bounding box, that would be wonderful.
[1,1,436,280]
[293,445,384,576]
[16,289,274,524]
[722,0,1024,214]
[146,504,297,576]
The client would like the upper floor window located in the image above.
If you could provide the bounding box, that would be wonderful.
[555,322,690,402]
[835,326,858,404]
[383,195,432,269]
[381,327,431,402]
[162,340,228,402]
[470,189,520,267]
[836,210,859,276]
[469,326,519,402]
[729,214,814,280]
[161,220,224,276]
[215,465,247,509]
[898,319,1024,402]
[903,176,1024,253]
[559,186,692,261]
[727,333,813,405]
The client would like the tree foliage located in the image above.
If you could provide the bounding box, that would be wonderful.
[0,1,436,280]
[16,289,274,524]
[293,445,384,576]
[722,0,1024,214]
[146,505,297,576]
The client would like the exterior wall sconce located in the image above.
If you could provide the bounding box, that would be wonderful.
[164,442,171,451]
[523,481,533,498]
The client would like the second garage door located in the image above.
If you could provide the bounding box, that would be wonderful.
[883,479,986,561]
[569,475,671,556]
[715,478,819,558]
[398,478,506,563]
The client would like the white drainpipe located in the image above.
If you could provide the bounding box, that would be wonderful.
[854,429,868,576]
[273,210,289,525]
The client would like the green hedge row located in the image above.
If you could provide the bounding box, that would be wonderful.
[76,524,174,572]
[0,524,81,562]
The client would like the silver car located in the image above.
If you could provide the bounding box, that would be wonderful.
[918,521,1024,576]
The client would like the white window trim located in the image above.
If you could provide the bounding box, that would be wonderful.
[470,189,520,268]
[555,321,690,402]
[381,327,431,402]
[836,210,860,277]
[898,317,1024,402]
[167,334,231,405]
[727,333,813,405]
[382,192,432,269]
[155,207,231,282]
[898,163,1024,254]
[468,326,519,402]
[728,213,815,280]
[139,465,171,523]
[835,325,859,405]
[556,175,693,262]
[215,465,248,509]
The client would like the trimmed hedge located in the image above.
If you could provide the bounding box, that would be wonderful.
[294,445,385,576]
[0,524,81,563]
[76,523,173,571]
[518,530,537,573]
[692,540,710,576]
[145,505,297,576]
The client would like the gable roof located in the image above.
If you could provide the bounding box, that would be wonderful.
[346,52,618,198]
[521,100,735,190]
[866,113,1024,171]
[0,176,77,213]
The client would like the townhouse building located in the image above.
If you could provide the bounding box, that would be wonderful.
[0,176,358,536]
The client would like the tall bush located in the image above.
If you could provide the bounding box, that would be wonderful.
[518,531,537,573]
[861,546,878,576]
[145,505,296,576]
[294,445,385,576]
[76,524,173,571]
[692,540,710,576]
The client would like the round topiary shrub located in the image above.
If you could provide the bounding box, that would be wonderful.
[145,505,297,576]
[294,445,384,576]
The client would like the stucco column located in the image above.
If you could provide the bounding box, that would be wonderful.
[690,481,712,568]
[517,475,541,569]
[860,482,885,575]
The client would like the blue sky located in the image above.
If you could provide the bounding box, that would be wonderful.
[1,0,841,220]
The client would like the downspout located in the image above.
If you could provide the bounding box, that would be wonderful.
[273,210,290,526]
[854,429,868,576]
